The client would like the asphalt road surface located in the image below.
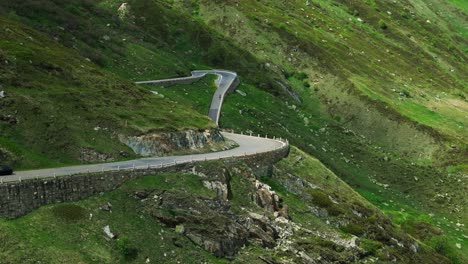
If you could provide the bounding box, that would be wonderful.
[136,70,238,125]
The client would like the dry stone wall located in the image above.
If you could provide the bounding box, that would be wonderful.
[135,76,203,86]
[0,145,289,219]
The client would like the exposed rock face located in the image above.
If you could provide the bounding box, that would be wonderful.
[79,148,115,163]
[147,191,250,257]
[203,180,229,200]
[192,165,231,200]
[234,165,289,219]
[146,190,283,257]
[132,163,287,257]
[120,129,225,157]
[252,179,282,213]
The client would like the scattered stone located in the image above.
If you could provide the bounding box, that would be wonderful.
[103,225,116,239]
[410,243,419,253]
[391,237,404,248]
[100,202,113,212]
[118,3,130,19]
[236,90,247,96]
[134,190,149,199]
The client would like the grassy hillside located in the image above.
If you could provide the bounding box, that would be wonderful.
[0,157,456,263]
[183,0,467,143]
[0,0,466,262]
[152,1,468,259]
[146,78,467,262]
[0,16,214,169]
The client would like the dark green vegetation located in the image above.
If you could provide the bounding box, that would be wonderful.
[0,172,223,263]
[0,0,466,263]
[0,158,452,263]
[0,15,214,169]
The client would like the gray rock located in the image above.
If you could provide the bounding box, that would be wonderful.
[100,202,112,212]
[236,90,247,96]
[103,225,116,239]
[120,129,225,157]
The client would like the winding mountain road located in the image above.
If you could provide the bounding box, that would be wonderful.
[136,70,238,125]
[4,71,287,183]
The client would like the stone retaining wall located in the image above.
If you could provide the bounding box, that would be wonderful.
[0,145,289,219]
[135,76,203,86]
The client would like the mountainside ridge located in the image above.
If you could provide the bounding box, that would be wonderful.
[0,0,466,263]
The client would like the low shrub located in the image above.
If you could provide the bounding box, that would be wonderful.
[378,20,388,30]
[51,204,87,222]
[341,223,365,236]
[117,236,138,260]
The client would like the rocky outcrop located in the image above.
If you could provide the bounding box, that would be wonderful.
[144,189,282,257]
[79,148,115,163]
[146,190,249,257]
[0,147,15,164]
[232,165,289,219]
[120,129,226,157]
[191,165,231,200]
[131,163,289,257]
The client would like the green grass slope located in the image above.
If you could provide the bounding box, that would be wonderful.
[152,67,467,261]
[184,0,467,143]
[0,157,455,263]
[0,17,213,169]
[0,0,466,262]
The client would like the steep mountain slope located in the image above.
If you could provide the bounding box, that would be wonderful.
[0,16,214,169]
[188,0,467,145]
[0,0,466,263]
[0,155,452,263]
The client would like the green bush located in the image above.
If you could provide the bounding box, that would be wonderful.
[378,20,388,30]
[360,238,382,255]
[308,189,345,216]
[309,189,333,208]
[341,223,365,236]
[429,236,461,263]
[51,204,87,222]
[294,71,308,80]
[117,236,138,260]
